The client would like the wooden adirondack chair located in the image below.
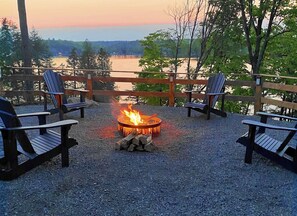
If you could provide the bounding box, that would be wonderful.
[0,97,78,181]
[184,72,227,120]
[43,70,89,120]
[237,112,297,173]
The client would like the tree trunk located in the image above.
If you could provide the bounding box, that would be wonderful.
[17,0,34,103]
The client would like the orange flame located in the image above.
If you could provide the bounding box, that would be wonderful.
[121,104,143,125]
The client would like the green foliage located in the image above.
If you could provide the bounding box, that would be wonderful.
[0,18,52,68]
[260,25,297,114]
[0,18,15,67]
[97,48,112,72]
[66,47,81,89]
[135,31,174,105]
[94,48,114,91]
[30,29,53,67]
[67,48,80,69]
[79,40,97,69]
[198,1,253,114]
[138,31,173,72]
[238,0,297,76]
[263,27,297,78]
[69,41,115,102]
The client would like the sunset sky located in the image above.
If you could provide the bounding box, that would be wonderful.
[0,0,177,41]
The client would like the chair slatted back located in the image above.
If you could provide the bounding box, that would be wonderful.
[203,72,225,108]
[0,97,35,153]
[43,70,68,107]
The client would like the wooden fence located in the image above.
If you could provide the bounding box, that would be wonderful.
[0,67,297,114]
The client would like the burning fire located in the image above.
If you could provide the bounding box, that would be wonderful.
[121,104,144,125]
[118,104,161,137]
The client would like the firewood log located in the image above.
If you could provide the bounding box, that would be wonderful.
[132,135,141,146]
[135,145,144,151]
[115,141,122,150]
[115,130,137,150]
[127,144,136,152]
[144,141,155,152]
[123,130,137,141]
[139,135,152,145]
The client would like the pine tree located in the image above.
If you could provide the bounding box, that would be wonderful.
[30,29,52,67]
[78,41,115,102]
[0,18,14,66]
[95,48,114,91]
[79,40,97,69]
[67,48,80,88]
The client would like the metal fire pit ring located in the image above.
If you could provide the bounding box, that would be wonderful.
[117,115,162,137]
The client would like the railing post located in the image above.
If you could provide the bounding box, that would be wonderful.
[38,67,41,102]
[87,74,93,100]
[0,67,2,96]
[169,73,175,107]
[254,75,262,114]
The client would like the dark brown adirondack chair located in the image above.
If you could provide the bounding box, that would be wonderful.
[184,72,227,120]
[237,112,297,173]
[0,97,78,181]
[43,70,89,120]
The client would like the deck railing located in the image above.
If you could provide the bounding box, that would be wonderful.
[0,67,297,115]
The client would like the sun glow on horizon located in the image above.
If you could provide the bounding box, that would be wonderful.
[0,0,174,29]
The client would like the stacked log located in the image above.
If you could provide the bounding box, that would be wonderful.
[115,130,156,152]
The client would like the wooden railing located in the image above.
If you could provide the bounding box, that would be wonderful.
[0,67,296,114]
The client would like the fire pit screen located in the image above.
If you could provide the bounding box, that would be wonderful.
[117,104,162,137]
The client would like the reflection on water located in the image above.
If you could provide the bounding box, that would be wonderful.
[54,56,140,91]
[53,55,196,91]
[54,55,141,72]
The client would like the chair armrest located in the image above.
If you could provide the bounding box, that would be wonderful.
[17,112,51,118]
[256,112,297,121]
[0,120,78,132]
[242,120,297,132]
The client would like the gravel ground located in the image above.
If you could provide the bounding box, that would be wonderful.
[1,103,297,216]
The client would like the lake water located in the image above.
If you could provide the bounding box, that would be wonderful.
[53,55,196,91]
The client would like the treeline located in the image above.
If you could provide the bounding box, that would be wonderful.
[45,39,201,57]
[46,39,144,57]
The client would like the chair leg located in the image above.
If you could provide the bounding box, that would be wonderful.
[38,115,47,135]
[43,92,48,111]
[245,125,256,164]
[3,131,18,171]
[80,108,84,118]
[59,109,64,120]
[61,126,70,167]
[207,97,212,120]
[187,108,191,117]
[206,109,210,120]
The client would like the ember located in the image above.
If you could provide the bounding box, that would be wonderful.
[117,104,162,137]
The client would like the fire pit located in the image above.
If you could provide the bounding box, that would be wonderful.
[117,104,162,137]
[118,114,162,137]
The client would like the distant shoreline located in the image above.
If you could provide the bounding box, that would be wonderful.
[54,54,140,58]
